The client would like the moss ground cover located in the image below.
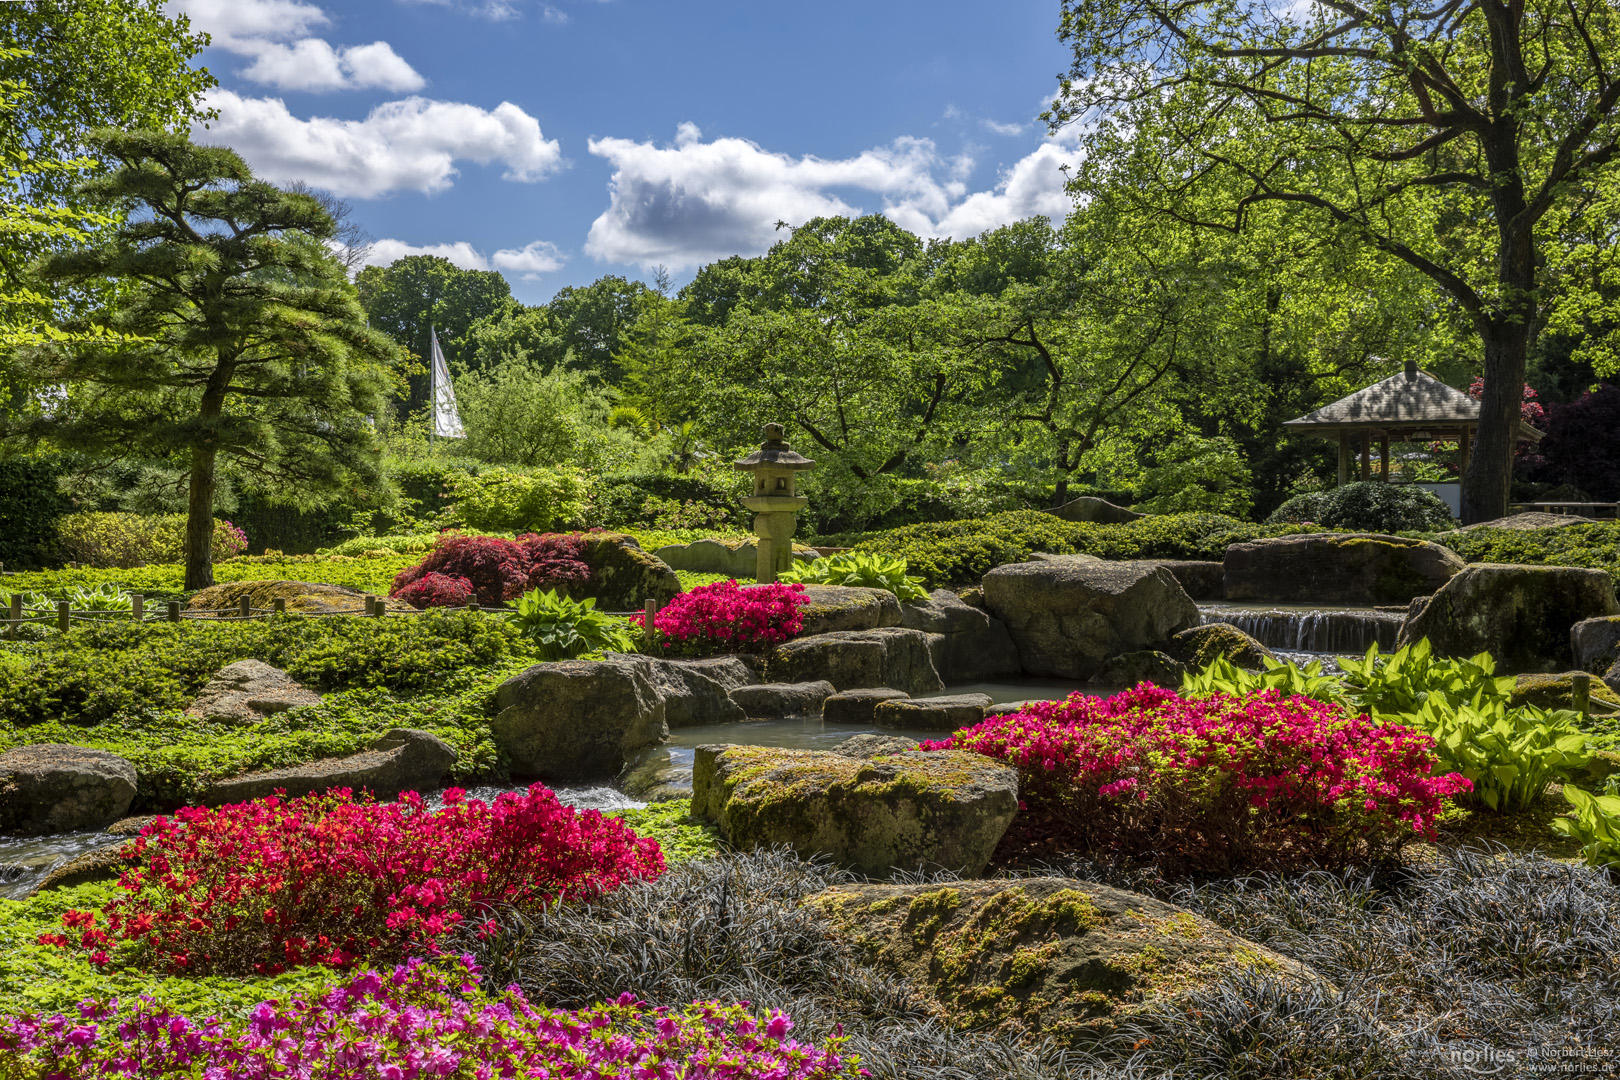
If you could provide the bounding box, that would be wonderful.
[1426,520,1620,587]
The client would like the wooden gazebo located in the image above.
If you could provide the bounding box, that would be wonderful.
[1283,361,1544,485]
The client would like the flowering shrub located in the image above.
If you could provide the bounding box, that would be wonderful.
[390,533,591,607]
[0,957,860,1080]
[41,785,664,975]
[635,580,807,657]
[924,685,1470,872]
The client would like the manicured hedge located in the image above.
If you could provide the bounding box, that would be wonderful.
[1269,481,1454,532]
[1433,521,1620,588]
[853,511,1313,587]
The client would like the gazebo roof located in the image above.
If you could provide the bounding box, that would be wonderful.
[1283,366,1544,443]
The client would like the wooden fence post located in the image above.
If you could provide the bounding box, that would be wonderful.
[1573,672,1591,717]
[131,593,144,622]
[466,597,480,614]
[167,601,181,623]
[239,596,251,620]
[643,597,659,653]
[56,600,69,633]
[273,597,286,616]
[7,594,19,639]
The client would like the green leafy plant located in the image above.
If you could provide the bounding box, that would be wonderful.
[1267,481,1454,532]
[67,583,135,614]
[1551,784,1620,870]
[1179,655,1352,709]
[445,466,589,534]
[1335,639,1515,715]
[511,588,637,660]
[1404,698,1592,812]
[779,551,929,601]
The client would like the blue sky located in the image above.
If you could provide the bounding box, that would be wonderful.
[171,0,1079,303]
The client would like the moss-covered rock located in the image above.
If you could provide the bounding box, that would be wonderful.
[690,744,1018,877]
[1224,532,1463,604]
[27,841,130,895]
[187,579,413,615]
[806,876,1323,1048]
[649,537,816,578]
[1149,560,1225,601]
[1095,650,1186,687]
[1572,616,1620,675]
[1168,622,1276,670]
[795,584,902,635]
[492,655,669,781]
[1509,672,1620,712]
[766,627,944,695]
[577,533,680,610]
[1398,563,1620,673]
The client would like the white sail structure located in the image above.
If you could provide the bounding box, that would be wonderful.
[429,327,465,439]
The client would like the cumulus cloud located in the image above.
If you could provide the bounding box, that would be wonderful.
[584,125,1076,269]
[358,238,566,277]
[198,89,564,197]
[492,240,567,277]
[241,39,425,92]
[982,119,1026,136]
[170,0,424,93]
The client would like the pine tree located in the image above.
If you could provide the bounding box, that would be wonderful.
[11,130,400,588]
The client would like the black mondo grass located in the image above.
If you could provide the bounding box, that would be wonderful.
[462,845,1620,1080]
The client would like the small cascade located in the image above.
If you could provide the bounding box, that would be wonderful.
[1199,604,1404,655]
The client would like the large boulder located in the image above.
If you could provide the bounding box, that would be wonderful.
[728,681,837,718]
[766,627,945,695]
[185,659,321,725]
[492,656,668,781]
[28,841,131,895]
[187,580,413,615]
[796,585,902,635]
[1398,563,1620,672]
[691,744,1018,877]
[830,734,920,759]
[1149,560,1225,601]
[1167,623,1276,670]
[1572,616,1620,675]
[872,694,991,731]
[982,560,1198,680]
[200,728,457,805]
[0,745,137,835]
[806,877,1322,1047]
[901,589,1022,682]
[645,657,757,727]
[1046,497,1141,524]
[577,533,680,610]
[1224,532,1463,604]
[1095,650,1186,687]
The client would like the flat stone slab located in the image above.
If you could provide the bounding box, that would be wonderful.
[186,659,321,725]
[0,744,138,836]
[823,688,911,724]
[200,728,456,805]
[872,694,992,731]
[728,680,837,718]
[830,734,920,759]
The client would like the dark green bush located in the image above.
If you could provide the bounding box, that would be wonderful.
[853,510,1310,587]
[0,456,70,569]
[592,473,743,529]
[1267,482,1454,532]
[0,611,534,728]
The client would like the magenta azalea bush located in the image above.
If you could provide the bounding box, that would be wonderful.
[41,786,664,976]
[635,580,807,657]
[0,957,862,1080]
[924,685,1471,872]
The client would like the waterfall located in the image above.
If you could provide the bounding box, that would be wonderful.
[1199,605,1403,654]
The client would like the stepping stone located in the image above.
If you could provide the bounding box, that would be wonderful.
[728,680,836,719]
[872,693,992,730]
[823,688,910,724]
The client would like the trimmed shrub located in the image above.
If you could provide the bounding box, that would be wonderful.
[55,512,248,568]
[40,785,664,975]
[1267,481,1453,531]
[392,571,476,608]
[445,465,588,533]
[854,510,1309,587]
[1435,520,1620,589]
[923,684,1469,872]
[390,533,592,608]
[592,472,743,529]
[638,580,807,657]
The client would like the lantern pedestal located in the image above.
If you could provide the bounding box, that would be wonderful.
[743,494,809,583]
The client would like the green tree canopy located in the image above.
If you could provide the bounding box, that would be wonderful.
[10,130,398,588]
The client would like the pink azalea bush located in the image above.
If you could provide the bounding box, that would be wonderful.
[0,957,862,1080]
[924,685,1471,872]
[390,533,592,608]
[635,580,808,657]
[40,785,664,976]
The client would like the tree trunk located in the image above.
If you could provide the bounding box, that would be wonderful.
[1461,328,1529,524]
[1051,436,1071,508]
[184,443,218,590]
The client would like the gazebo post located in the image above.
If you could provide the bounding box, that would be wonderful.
[1460,426,1472,477]
[1379,435,1390,482]
[1337,431,1349,486]
[1360,431,1371,481]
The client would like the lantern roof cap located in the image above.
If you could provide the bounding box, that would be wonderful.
[734,423,816,470]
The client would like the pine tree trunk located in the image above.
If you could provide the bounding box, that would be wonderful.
[184,443,218,591]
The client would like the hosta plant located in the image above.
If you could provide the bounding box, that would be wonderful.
[780,551,929,601]
[512,587,638,660]
[1335,639,1514,715]
[1396,699,1592,812]
[1553,784,1620,870]
[0,957,860,1080]
[39,785,664,975]
[924,684,1470,873]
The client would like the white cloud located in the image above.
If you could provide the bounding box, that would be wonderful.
[198,89,564,197]
[358,237,566,278]
[492,240,567,277]
[240,39,425,92]
[983,119,1026,136]
[168,0,328,51]
[584,125,1077,269]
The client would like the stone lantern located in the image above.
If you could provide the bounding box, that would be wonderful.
[734,423,816,583]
